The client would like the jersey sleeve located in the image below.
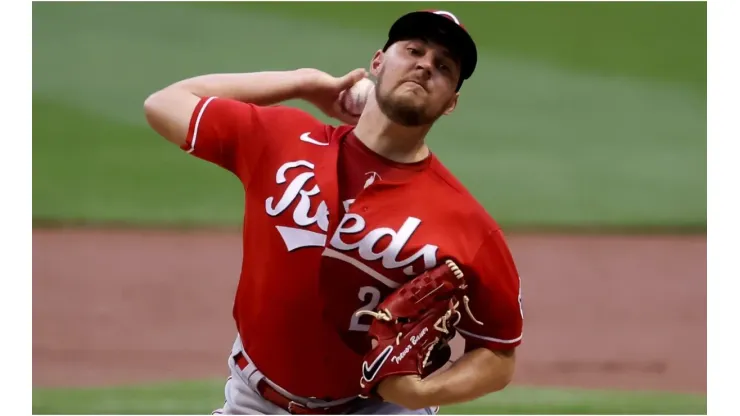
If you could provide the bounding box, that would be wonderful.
[180,96,321,183]
[456,229,524,352]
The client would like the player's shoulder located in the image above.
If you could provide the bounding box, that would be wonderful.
[208,98,325,129]
[246,103,346,146]
[254,103,324,127]
[425,156,501,230]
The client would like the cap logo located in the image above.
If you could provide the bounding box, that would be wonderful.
[433,10,461,25]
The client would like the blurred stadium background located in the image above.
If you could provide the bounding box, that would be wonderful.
[32,2,706,414]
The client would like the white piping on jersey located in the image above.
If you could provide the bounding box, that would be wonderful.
[456,328,523,344]
[322,248,400,289]
[187,96,217,154]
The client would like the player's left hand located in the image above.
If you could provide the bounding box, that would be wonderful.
[356,259,482,402]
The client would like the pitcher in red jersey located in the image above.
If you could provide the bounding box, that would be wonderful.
[144,9,523,415]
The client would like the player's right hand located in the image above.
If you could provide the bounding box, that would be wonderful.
[298,68,368,125]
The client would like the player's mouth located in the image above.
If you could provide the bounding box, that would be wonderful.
[401,79,428,93]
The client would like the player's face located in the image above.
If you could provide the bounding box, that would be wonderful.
[371,39,461,127]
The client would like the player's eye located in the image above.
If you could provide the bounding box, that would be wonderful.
[407,47,422,56]
[436,58,455,75]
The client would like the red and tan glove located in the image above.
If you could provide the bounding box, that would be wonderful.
[356,259,482,398]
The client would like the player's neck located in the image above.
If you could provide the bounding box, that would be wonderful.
[353,102,431,164]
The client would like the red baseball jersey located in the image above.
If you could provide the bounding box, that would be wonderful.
[182,96,524,400]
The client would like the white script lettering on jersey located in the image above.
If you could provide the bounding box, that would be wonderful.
[265,160,439,273]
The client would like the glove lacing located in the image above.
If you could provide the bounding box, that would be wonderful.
[355,307,393,322]
[355,261,484,355]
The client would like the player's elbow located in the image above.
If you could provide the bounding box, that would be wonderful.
[488,351,516,393]
[143,88,196,147]
[490,368,514,393]
[143,90,160,115]
[143,90,173,132]
[143,90,167,135]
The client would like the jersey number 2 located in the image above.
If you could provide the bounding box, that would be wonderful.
[349,286,381,332]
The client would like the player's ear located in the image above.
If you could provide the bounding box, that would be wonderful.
[370,50,384,77]
[443,92,459,116]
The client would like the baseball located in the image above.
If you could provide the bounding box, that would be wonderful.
[341,78,375,116]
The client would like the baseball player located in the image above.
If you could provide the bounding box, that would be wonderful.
[144,9,523,415]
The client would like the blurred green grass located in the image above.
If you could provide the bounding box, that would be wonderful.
[32,2,706,229]
[32,380,707,415]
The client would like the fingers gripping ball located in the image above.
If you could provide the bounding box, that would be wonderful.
[341,78,375,117]
[356,260,482,398]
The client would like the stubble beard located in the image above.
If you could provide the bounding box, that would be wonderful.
[375,71,439,127]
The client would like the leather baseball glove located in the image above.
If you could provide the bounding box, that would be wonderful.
[356,259,482,398]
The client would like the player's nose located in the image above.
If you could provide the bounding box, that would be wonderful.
[413,52,434,79]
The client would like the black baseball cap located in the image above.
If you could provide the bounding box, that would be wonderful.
[383,10,478,91]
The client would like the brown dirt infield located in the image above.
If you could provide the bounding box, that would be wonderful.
[32,228,706,394]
